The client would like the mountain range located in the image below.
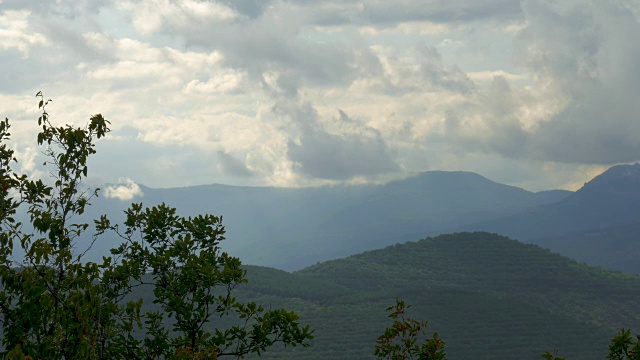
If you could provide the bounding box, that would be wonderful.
[465,163,640,273]
[85,163,639,273]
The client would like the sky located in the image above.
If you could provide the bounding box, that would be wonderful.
[1,0,639,198]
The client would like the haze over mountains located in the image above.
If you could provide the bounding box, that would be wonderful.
[90,170,567,270]
[91,163,640,273]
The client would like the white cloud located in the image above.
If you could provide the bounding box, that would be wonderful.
[183,70,246,94]
[1,0,638,192]
[0,10,47,56]
[216,150,253,177]
[359,22,452,36]
[365,44,474,94]
[103,178,144,200]
[116,0,237,35]
[466,70,529,82]
[271,99,400,181]
[439,38,465,48]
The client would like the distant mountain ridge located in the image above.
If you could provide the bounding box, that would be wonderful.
[464,163,640,273]
[80,164,640,274]
[86,170,570,270]
[316,171,571,252]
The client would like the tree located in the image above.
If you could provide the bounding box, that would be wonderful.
[541,329,640,360]
[541,349,566,360]
[0,93,313,359]
[374,299,446,360]
[607,329,640,360]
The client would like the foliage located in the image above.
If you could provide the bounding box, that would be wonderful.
[541,349,566,360]
[607,329,640,360]
[374,299,446,360]
[0,93,312,359]
[540,329,640,360]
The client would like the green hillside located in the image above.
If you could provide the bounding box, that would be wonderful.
[217,232,640,360]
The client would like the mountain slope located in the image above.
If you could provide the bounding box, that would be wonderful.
[218,232,640,360]
[534,222,640,274]
[464,163,640,273]
[318,171,570,249]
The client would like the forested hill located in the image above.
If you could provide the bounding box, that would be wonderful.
[222,232,640,360]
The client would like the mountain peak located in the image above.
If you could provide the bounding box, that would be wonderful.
[578,163,640,195]
[593,162,640,179]
[390,170,508,192]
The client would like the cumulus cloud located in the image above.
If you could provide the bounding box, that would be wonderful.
[360,0,523,25]
[517,0,640,164]
[424,0,640,173]
[183,70,246,94]
[364,44,475,95]
[274,100,400,181]
[218,0,270,19]
[104,178,144,200]
[216,151,254,178]
[0,10,48,56]
[1,0,638,191]
[117,0,237,35]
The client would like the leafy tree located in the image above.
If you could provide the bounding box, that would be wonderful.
[607,329,640,360]
[374,299,446,360]
[0,93,313,359]
[541,329,640,360]
[541,349,566,360]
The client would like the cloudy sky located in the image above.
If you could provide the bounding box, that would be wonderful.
[1,0,639,194]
